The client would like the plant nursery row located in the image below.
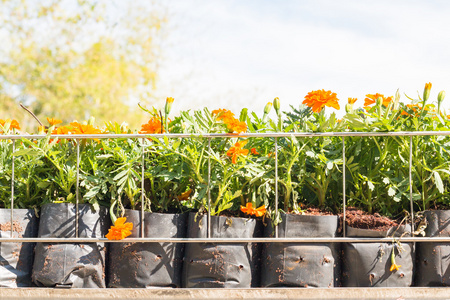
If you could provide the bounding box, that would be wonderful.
[1,84,450,287]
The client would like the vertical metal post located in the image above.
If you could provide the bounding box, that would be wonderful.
[207,138,211,239]
[75,140,80,238]
[409,136,414,233]
[342,137,346,238]
[10,140,15,237]
[141,138,145,238]
[275,137,279,238]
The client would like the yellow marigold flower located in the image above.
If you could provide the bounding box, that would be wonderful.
[240,202,266,217]
[47,118,62,126]
[302,89,340,113]
[139,117,164,134]
[106,217,133,240]
[226,140,249,164]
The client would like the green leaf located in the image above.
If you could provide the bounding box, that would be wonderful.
[433,171,444,194]
[13,149,42,157]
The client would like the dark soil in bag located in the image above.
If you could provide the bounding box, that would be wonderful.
[108,210,187,288]
[342,224,414,287]
[261,213,340,287]
[415,210,450,286]
[182,212,262,288]
[0,209,38,287]
[32,203,110,288]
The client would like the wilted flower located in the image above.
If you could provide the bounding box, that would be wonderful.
[226,140,249,164]
[240,202,266,217]
[302,89,340,113]
[105,217,133,240]
[389,246,401,272]
[177,189,192,201]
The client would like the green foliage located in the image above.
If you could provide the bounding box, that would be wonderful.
[3,83,450,224]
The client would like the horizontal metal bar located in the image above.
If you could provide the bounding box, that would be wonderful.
[2,237,450,243]
[3,131,450,140]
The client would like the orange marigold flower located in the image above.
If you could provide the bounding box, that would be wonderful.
[212,109,235,121]
[251,148,259,155]
[302,89,340,113]
[225,118,247,134]
[52,126,71,135]
[47,118,62,126]
[105,217,133,240]
[226,140,249,164]
[348,98,357,104]
[364,93,392,108]
[139,117,164,134]
[400,104,430,117]
[69,122,102,134]
[240,202,266,217]
[0,119,21,131]
[177,189,192,201]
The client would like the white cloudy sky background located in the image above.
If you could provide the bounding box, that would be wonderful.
[155,0,450,117]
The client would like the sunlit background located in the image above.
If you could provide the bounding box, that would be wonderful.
[2,0,450,130]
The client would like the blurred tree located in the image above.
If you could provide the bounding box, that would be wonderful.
[0,0,166,131]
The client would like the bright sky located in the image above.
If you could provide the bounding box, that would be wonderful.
[154,0,450,117]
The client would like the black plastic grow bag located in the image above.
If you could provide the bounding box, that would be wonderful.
[261,213,340,287]
[0,209,38,287]
[415,210,450,286]
[108,210,187,288]
[182,212,262,288]
[342,225,414,287]
[32,203,110,288]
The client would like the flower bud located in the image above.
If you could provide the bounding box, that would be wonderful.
[345,103,352,113]
[438,90,445,104]
[165,97,174,115]
[264,102,273,115]
[423,82,432,102]
[273,97,280,114]
[376,96,383,106]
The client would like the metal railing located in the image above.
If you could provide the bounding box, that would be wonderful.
[2,131,450,243]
